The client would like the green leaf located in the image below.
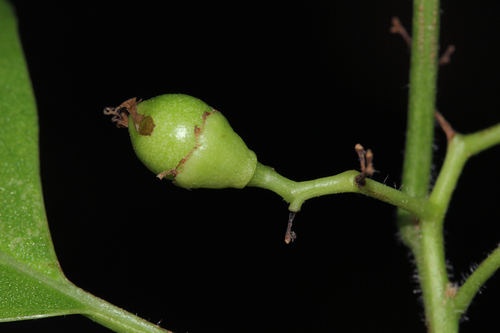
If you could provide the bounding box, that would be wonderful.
[0,0,87,320]
[0,4,173,331]
[0,256,84,321]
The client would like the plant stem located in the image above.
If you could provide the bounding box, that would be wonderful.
[397,0,453,331]
[397,0,441,253]
[417,216,456,332]
[429,121,500,220]
[427,136,467,218]
[415,136,466,333]
[427,123,500,319]
[452,246,500,319]
[463,121,500,156]
[247,163,428,218]
[401,0,440,200]
[247,122,500,329]
[397,0,440,248]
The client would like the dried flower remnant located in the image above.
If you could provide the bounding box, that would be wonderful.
[355,144,375,187]
[104,98,155,136]
[284,212,297,244]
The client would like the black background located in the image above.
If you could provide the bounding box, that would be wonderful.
[4,1,500,332]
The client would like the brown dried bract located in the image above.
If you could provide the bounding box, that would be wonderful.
[284,212,297,244]
[104,98,155,136]
[445,282,459,298]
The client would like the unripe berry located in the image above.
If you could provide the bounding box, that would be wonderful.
[105,94,257,189]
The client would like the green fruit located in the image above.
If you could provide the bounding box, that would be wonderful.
[106,94,257,189]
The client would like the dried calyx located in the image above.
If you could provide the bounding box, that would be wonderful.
[104,98,155,136]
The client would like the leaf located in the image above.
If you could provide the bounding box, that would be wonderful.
[0,256,84,321]
[0,4,172,331]
[0,0,88,320]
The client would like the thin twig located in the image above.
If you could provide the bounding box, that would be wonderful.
[438,45,456,66]
[390,17,412,50]
[390,17,455,66]
[434,110,456,142]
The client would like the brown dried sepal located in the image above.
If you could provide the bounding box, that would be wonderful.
[104,98,155,136]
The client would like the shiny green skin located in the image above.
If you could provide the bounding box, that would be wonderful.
[128,94,257,189]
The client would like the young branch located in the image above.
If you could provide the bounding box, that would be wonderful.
[429,118,500,219]
[463,121,500,157]
[247,161,430,225]
[452,246,500,318]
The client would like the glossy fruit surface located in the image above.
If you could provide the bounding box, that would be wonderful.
[128,94,257,189]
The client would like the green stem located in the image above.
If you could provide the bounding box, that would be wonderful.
[416,216,456,332]
[75,288,172,333]
[452,246,500,318]
[397,0,441,255]
[427,135,468,219]
[401,0,440,200]
[463,121,500,156]
[405,121,500,331]
[413,136,467,333]
[397,0,447,331]
[247,163,428,218]
[426,123,500,319]
[248,116,500,331]
[429,122,500,220]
